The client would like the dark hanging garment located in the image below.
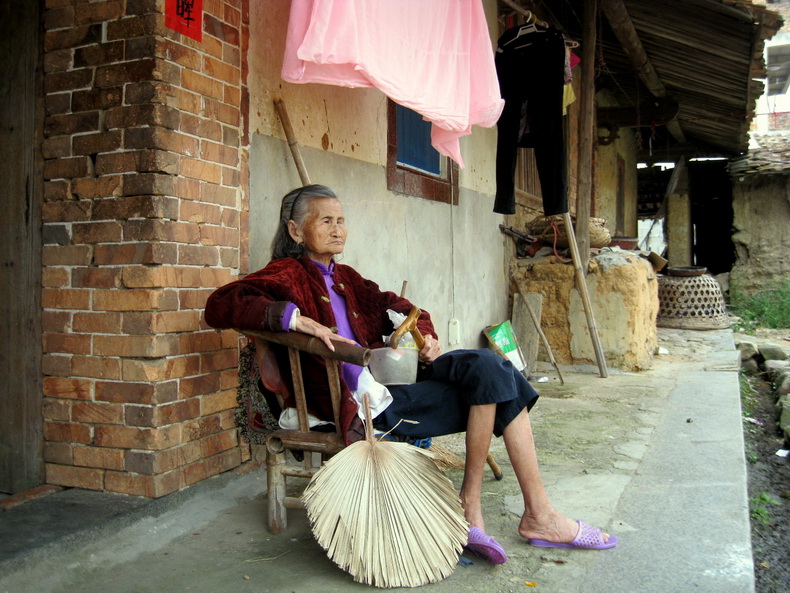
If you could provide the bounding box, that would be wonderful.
[494,25,568,216]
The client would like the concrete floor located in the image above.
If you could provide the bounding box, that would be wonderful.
[0,328,751,593]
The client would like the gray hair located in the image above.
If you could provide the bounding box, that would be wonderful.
[270,184,339,260]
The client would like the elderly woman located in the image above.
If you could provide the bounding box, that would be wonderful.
[205,184,617,562]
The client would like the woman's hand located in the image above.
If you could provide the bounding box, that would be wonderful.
[418,334,441,364]
[293,315,357,352]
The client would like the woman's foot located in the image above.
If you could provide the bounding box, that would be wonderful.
[518,508,613,546]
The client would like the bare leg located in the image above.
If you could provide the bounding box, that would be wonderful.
[503,408,611,544]
[460,404,496,531]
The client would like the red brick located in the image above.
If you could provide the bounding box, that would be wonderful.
[121,172,175,197]
[200,32,224,60]
[123,219,200,243]
[122,311,200,334]
[44,179,71,202]
[42,353,73,376]
[96,380,178,405]
[219,368,239,390]
[73,401,125,425]
[72,267,122,289]
[44,24,102,52]
[46,464,104,490]
[204,13,240,44]
[43,377,93,400]
[200,389,236,415]
[200,141,238,166]
[125,398,200,427]
[42,309,71,332]
[44,5,76,31]
[72,355,122,380]
[43,245,92,266]
[93,243,178,265]
[124,448,184,475]
[43,398,72,421]
[104,469,182,498]
[125,127,200,156]
[105,103,180,131]
[75,1,124,25]
[99,195,180,221]
[182,70,224,101]
[42,288,90,310]
[94,424,180,450]
[223,44,241,69]
[204,97,240,126]
[45,111,99,135]
[42,199,92,222]
[201,349,239,373]
[93,334,181,358]
[71,175,123,200]
[178,331,223,355]
[182,447,241,486]
[73,445,125,470]
[222,125,240,146]
[72,87,124,112]
[93,288,179,311]
[72,312,122,334]
[178,244,219,266]
[124,82,201,114]
[200,226,238,248]
[106,13,165,41]
[201,183,237,206]
[44,421,92,444]
[121,356,201,382]
[43,136,72,159]
[41,267,71,288]
[45,92,71,117]
[200,429,238,458]
[159,38,202,70]
[219,247,239,268]
[74,40,124,67]
[180,372,221,399]
[180,113,222,142]
[125,0,161,15]
[44,156,90,180]
[96,58,180,88]
[43,332,92,355]
[220,208,239,228]
[95,149,179,176]
[122,266,202,289]
[71,221,123,243]
[203,56,240,85]
[43,442,73,465]
[179,288,215,310]
[73,131,123,155]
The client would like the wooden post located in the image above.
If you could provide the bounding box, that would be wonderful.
[575,0,597,273]
[274,99,312,186]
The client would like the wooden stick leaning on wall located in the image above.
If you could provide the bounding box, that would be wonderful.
[274,99,311,186]
[563,212,609,378]
[515,282,564,385]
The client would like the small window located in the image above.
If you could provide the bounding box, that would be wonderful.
[386,100,458,204]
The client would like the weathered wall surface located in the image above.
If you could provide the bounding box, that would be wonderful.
[246,0,508,349]
[511,251,658,370]
[731,173,790,294]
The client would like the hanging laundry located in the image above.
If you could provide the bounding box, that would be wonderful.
[494,24,568,215]
[281,0,504,168]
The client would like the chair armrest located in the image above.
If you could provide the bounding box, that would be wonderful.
[239,329,371,367]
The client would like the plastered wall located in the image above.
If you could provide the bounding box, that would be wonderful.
[246,0,508,349]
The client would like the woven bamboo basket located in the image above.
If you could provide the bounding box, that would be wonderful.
[656,274,731,330]
[526,214,611,249]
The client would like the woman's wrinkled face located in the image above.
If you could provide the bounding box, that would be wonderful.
[290,198,347,265]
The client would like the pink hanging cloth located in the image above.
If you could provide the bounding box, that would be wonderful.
[281,0,504,168]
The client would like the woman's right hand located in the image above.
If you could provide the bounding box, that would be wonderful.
[293,315,357,352]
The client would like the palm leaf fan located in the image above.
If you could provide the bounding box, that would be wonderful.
[301,395,469,588]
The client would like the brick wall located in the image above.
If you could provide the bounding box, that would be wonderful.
[41,0,250,497]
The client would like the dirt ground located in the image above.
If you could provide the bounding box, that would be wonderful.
[738,329,790,593]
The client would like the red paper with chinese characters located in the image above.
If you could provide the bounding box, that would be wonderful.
[165,0,203,41]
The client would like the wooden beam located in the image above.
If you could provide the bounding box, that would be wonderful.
[575,0,597,271]
[599,0,687,144]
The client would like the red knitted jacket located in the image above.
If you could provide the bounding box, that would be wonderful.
[204,257,437,443]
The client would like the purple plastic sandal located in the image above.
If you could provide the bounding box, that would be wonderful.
[466,526,509,564]
[528,520,618,550]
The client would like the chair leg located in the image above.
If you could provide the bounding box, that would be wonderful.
[267,448,287,534]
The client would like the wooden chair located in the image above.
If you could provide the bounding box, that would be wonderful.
[241,329,371,534]
[239,329,503,534]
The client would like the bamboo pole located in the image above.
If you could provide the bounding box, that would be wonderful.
[274,99,311,186]
[563,212,608,378]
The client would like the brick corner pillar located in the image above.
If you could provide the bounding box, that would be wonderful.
[41,0,251,497]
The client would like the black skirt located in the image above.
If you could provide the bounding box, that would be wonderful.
[373,349,539,439]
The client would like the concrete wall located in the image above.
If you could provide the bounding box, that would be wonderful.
[246,0,508,349]
[731,173,790,294]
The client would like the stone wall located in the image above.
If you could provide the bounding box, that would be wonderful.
[40,0,249,497]
[511,250,659,371]
[731,173,790,296]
